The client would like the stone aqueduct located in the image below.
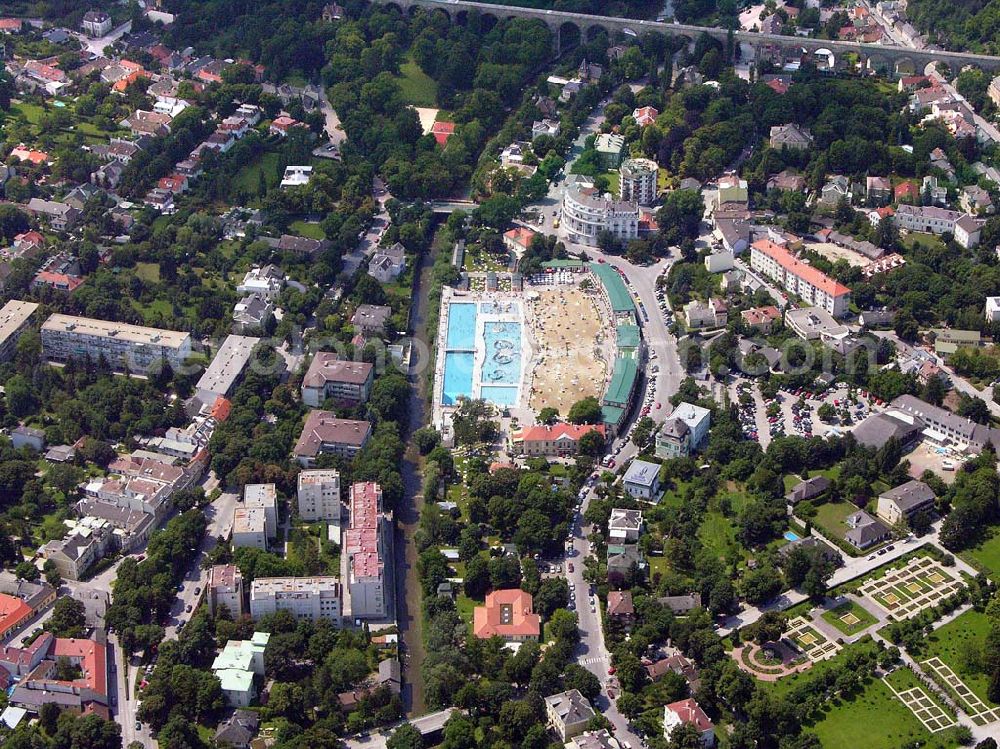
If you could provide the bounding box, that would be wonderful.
[371,0,1000,76]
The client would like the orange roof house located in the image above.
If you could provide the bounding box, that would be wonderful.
[112,69,149,93]
[473,589,541,642]
[431,121,455,147]
[0,594,32,641]
[894,180,919,203]
[511,422,605,457]
[503,226,537,252]
[210,396,232,422]
[9,145,49,166]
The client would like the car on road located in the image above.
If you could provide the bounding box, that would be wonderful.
[608,666,616,675]
[135,723,142,732]
[185,605,193,613]
[568,563,574,572]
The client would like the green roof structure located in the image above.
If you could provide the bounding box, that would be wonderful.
[603,357,638,409]
[589,263,636,317]
[616,324,641,356]
[540,259,586,269]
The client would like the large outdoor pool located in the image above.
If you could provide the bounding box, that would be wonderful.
[446,303,477,350]
[442,351,474,405]
[440,300,524,408]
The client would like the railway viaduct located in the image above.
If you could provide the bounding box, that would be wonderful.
[371,0,1000,75]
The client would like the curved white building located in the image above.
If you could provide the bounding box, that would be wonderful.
[620,158,658,205]
[562,184,639,247]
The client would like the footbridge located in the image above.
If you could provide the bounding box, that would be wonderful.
[372,0,1000,74]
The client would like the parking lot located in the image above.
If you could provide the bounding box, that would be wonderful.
[730,378,888,446]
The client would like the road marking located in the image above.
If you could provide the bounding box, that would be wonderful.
[581,655,608,665]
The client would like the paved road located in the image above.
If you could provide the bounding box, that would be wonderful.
[110,632,155,748]
[343,180,393,276]
[317,86,347,148]
[76,20,131,57]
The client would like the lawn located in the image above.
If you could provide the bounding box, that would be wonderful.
[697,511,745,562]
[232,151,281,194]
[135,262,161,283]
[395,54,438,107]
[821,600,878,636]
[805,677,933,749]
[602,170,620,196]
[922,609,996,706]
[961,525,1000,575]
[884,666,955,719]
[289,220,326,240]
[809,501,858,542]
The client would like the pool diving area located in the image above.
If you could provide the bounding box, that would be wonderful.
[438,294,526,408]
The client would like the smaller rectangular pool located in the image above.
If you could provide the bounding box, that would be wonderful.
[784,531,801,542]
[481,385,519,406]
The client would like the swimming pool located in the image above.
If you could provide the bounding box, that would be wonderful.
[784,531,801,542]
[481,385,520,406]
[446,303,477,350]
[482,321,522,385]
[442,352,474,405]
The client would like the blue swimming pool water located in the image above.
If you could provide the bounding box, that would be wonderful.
[446,303,477,350]
[481,385,520,406]
[442,352,474,405]
[784,531,801,542]
[482,321,521,385]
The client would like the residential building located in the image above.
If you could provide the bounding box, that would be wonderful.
[544,689,596,741]
[81,11,112,36]
[7,633,108,713]
[609,508,643,542]
[237,265,284,299]
[632,106,658,126]
[785,476,831,505]
[40,517,115,580]
[876,480,936,525]
[25,199,78,231]
[645,651,700,687]
[866,176,893,205]
[244,483,278,539]
[932,328,981,356]
[473,588,541,642]
[250,576,342,623]
[894,205,982,249]
[658,593,703,616]
[922,175,948,206]
[232,507,267,549]
[293,412,372,466]
[683,298,727,329]
[232,294,274,334]
[301,352,375,407]
[769,123,813,150]
[208,564,245,618]
[741,305,781,334]
[503,226,537,254]
[766,169,806,192]
[280,165,312,188]
[961,185,995,215]
[784,307,851,343]
[623,459,661,500]
[715,173,749,208]
[195,334,260,404]
[607,544,643,585]
[0,595,33,641]
[0,574,56,617]
[297,469,341,522]
[368,242,407,283]
[820,175,851,206]
[664,699,715,747]
[342,482,392,621]
[845,510,891,550]
[0,301,38,363]
[656,402,710,459]
[352,304,392,335]
[510,422,605,457]
[122,109,172,137]
[749,239,852,317]
[594,133,626,168]
[11,426,44,452]
[607,590,635,627]
[655,418,691,459]
[567,730,622,749]
[562,184,639,247]
[986,296,1000,323]
[41,313,192,373]
[273,234,330,256]
[212,632,269,707]
[269,115,304,136]
[619,158,658,205]
[531,119,560,139]
[215,710,260,749]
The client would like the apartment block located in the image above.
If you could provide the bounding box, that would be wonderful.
[208,564,245,618]
[41,313,192,373]
[749,239,851,317]
[249,576,342,623]
[293,412,372,466]
[300,352,375,407]
[0,301,39,362]
[342,482,391,622]
[297,469,342,523]
[232,508,267,549]
[243,483,278,538]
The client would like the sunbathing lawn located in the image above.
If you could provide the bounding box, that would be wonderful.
[923,609,997,706]
[289,220,326,240]
[961,525,1000,575]
[395,54,438,107]
[806,677,932,749]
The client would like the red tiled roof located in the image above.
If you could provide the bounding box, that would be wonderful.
[473,589,540,640]
[210,396,232,422]
[52,636,107,698]
[514,422,605,444]
[666,698,714,733]
[0,595,32,639]
[607,590,634,617]
[894,180,919,200]
[503,226,536,249]
[751,239,851,298]
[0,18,23,31]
